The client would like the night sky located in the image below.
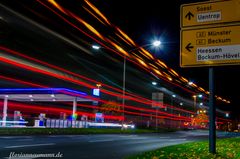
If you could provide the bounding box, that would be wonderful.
[93,0,240,116]
[0,0,239,118]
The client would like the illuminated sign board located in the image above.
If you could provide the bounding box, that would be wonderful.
[93,89,100,96]
[181,0,240,28]
[181,25,240,67]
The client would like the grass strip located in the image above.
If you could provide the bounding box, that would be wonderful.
[127,137,240,159]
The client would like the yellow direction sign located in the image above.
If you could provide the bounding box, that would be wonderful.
[180,25,240,67]
[181,0,240,28]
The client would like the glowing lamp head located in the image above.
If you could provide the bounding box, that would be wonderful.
[92,45,100,50]
[152,81,157,85]
[152,40,161,47]
[188,81,193,85]
[226,113,229,117]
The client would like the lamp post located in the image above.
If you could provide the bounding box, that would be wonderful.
[192,95,197,114]
[122,56,126,123]
[152,81,158,131]
[192,94,203,115]
[171,94,176,128]
[179,102,183,128]
[122,40,161,124]
[155,106,158,130]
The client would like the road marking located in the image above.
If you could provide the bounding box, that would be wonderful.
[4,157,39,159]
[16,138,33,141]
[158,137,171,139]
[118,136,170,139]
[0,136,21,139]
[88,139,114,143]
[0,136,33,139]
[48,135,61,138]
[118,135,137,138]
[4,143,55,149]
[179,136,187,138]
[128,137,148,140]
[168,139,187,141]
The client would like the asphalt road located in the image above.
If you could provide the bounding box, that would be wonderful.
[0,130,236,159]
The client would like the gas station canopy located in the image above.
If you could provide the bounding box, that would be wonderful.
[0,88,94,102]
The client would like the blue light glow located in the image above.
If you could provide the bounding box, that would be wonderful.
[0,88,87,96]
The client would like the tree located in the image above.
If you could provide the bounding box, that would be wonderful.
[191,112,208,128]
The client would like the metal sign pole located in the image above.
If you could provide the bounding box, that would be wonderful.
[209,67,216,153]
[122,56,126,124]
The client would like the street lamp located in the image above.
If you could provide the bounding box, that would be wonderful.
[153,40,161,47]
[122,40,161,124]
[192,94,204,116]
[152,81,157,86]
[151,82,163,131]
[92,40,161,125]
[192,95,197,113]
[92,45,100,50]
[179,102,183,128]
[170,94,176,127]
[225,113,229,118]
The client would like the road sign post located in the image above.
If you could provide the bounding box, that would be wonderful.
[209,67,216,153]
[180,0,240,154]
